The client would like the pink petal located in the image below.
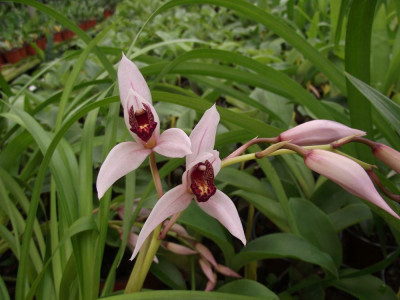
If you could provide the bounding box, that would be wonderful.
[373,143,400,174]
[199,257,215,283]
[186,104,220,166]
[197,190,246,245]
[153,128,192,158]
[280,120,366,146]
[118,53,152,107]
[305,149,400,219]
[96,142,151,199]
[195,243,217,267]
[130,185,192,260]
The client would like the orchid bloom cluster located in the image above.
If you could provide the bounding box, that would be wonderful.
[97,55,400,289]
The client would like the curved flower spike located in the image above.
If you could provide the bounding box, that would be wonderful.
[372,143,400,174]
[279,120,366,146]
[305,149,399,219]
[96,54,191,198]
[130,105,246,260]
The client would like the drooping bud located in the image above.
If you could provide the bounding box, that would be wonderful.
[190,160,216,202]
[205,272,217,291]
[215,264,241,278]
[164,242,198,255]
[195,243,217,267]
[305,149,399,219]
[199,257,215,283]
[372,143,400,174]
[279,120,366,146]
[168,223,190,237]
[128,103,157,142]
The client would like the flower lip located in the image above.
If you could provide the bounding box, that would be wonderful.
[128,102,157,143]
[190,160,217,202]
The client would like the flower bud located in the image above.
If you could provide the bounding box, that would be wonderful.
[280,120,365,146]
[199,258,215,283]
[305,149,399,219]
[373,143,400,174]
[164,242,197,255]
[205,273,217,291]
[168,223,190,237]
[195,243,217,267]
[215,264,241,278]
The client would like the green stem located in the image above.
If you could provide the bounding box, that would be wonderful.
[124,152,164,293]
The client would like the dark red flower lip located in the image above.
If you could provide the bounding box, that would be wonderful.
[190,160,216,202]
[128,102,157,143]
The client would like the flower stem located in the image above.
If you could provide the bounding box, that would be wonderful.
[125,152,164,293]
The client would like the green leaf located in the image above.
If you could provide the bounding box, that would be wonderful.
[150,257,186,290]
[232,233,338,277]
[0,276,10,300]
[233,191,289,232]
[101,291,260,300]
[346,73,400,136]
[345,0,377,160]
[216,168,275,199]
[150,49,333,120]
[371,3,390,92]
[138,0,346,92]
[329,203,372,232]
[218,279,278,300]
[152,91,281,137]
[290,198,342,267]
[331,270,397,300]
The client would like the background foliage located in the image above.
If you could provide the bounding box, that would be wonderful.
[1,0,400,299]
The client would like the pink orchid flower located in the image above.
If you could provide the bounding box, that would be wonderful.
[305,149,399,219]
[96,54,191,198]
[130,104,246,260]
[279,120,366,146]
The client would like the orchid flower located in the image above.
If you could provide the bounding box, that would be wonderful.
[305,149,399,219]
[96,54,191,199]
[279,120,366,146]
[130,104,246,260]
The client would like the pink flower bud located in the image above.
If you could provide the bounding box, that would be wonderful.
[215,264,241,278]
[205,273,217,291]
[168,223,190,237]
[195,243,217,267]
[199,258,215,283]
[373,143,400,174]
[164,242,198,255]
[305,149,399,219]
[279,120,366,146]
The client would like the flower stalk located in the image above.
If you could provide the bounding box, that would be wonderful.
[125,152,163,293]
